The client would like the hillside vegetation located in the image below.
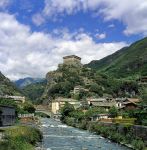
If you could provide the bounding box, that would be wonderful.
[4,37,146,104]
[42,64,139,101]
[0,72,21,96]
[22,80,47,104]
[86,37,147,78]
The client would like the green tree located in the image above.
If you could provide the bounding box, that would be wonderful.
[89,83,103,96]
[60,102,75,121]
[23,103,36,113]
[74,89,87,100]
[109,106,118,118]
[141,93,147,104]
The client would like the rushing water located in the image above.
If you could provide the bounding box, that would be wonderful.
[38,118,131,150]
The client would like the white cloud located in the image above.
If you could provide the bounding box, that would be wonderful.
[98,0,147,36]
[0,0,10,8]
[43,0,80,17]
[108,24,115,28]
[0,12,127,80]
[41,0,147,35]
[32,13,45,26]
[95,33,106,39]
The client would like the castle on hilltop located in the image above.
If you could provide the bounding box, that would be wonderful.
[58,55,82,68]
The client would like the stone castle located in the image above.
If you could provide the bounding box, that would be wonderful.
[58,55,82,68]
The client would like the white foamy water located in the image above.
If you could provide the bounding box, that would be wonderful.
[57,125,68,128]
[39,118,131,150]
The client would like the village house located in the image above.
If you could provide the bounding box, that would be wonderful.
[51,97,81,114]
[87,98,117,111]
[87,98,108,104]
[90,114,111,122]
[72,85,89,95]
[86,97,140,110]
[0,105,16,126]
[121,98,140,110]
[73,86,83,94]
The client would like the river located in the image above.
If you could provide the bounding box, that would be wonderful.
[38,118,131,150]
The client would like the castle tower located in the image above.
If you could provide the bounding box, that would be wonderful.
[63,55,82,67]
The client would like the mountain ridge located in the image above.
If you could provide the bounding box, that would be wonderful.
[85,37,147,78]
[14,77,45,88]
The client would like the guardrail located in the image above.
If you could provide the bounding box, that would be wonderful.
[18,114,34,118]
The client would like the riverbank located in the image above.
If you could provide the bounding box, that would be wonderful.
[0,125,43,150]
[62,117,146,150]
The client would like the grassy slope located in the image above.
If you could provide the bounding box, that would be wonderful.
[86,37,147,78]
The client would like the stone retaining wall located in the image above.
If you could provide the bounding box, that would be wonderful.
[99,122,147,144]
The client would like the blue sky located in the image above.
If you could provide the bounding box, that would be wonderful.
[8,0,141,43]
[0,0,147,80]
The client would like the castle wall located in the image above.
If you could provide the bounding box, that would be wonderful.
[63,57,81,66]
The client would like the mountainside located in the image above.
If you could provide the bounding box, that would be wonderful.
[42,64,140,101]
[15,77,45,88]
[0,71,21,96]
[86,37,147,78]
[22,79,47,104]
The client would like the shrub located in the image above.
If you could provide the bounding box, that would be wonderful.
[1,126,43,150]
[0,136,33,150]
[60,102,75,122]
[109,106,118,118]
[131,139,145,150]
[110,132,124,143]
[79,120,88,130]
[142,119,147,126]
[65,117,75,126]
[23,103,36,113]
